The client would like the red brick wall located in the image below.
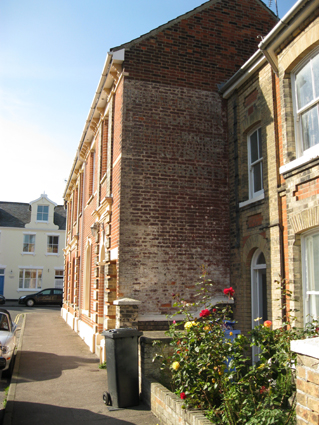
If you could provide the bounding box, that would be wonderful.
[111,78,124,251]
[110,0,277,316]
[121,0,277,89]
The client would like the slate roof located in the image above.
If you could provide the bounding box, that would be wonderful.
[0,202,66,230]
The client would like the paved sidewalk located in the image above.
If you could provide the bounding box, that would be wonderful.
[3,310,159,425]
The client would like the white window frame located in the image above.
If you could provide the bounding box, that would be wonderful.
[54,268,64,289]
[18,267,43,291]
[292,47,319,159]
[248,127,264,199]
[301,229,319,325]
[36,205,49,222]
[47,234,59,255]
[251,249,267,363]
[22,233,36,255]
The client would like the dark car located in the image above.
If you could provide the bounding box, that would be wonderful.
[0,295,5,305]
[18,288,63,307]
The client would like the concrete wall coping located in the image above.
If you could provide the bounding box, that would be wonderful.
[113,297,141,306]
[291,337,319,359]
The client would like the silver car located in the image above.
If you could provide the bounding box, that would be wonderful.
[0,309,18,377]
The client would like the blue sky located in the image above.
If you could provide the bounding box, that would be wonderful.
[0,0,295,205]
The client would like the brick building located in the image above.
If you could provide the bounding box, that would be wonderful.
[62,0,277,352]
[221,0,319,350]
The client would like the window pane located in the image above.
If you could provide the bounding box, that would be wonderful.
[253,162,262,193]
[313,234,319,292]
[258,128,262,157]
[312,53,319,98]
[37,205,49,221]
[301,105,319,150]
[257,252,266,265]
[250,130,259,163]
[309,294,319,320]
[296,60,313,109]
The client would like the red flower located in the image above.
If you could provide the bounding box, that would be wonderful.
[180,392,186,400]
[264,320,272,328]
[260,386,267,394]
[213,308,217,313]
[223,287,235,298]
[199,309,210,318]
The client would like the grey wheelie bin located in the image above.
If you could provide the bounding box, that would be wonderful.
[102,328,143,409]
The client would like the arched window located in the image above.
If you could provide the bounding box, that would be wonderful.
[251,249,267,328]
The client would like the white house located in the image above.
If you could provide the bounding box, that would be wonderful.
[0,194,66,300]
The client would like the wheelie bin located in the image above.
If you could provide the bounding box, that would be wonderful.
[102,328,143,409]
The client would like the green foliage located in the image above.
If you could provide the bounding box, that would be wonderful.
[99,361,107,369]
[156,272,319,424]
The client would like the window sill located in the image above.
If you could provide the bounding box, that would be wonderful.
[86,195,94,206]
[21,252,35,256]
[280,145,319,175]
[46,253,59,257]
[100,173,107,185]
[239,192,265,209]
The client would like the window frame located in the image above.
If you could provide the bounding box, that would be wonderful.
[47,235,59,255]
[247,126,264,200]
[301,228,319,324]
[36,205,49,222]
[292,47,319,158]
[18,267,42,291]
[54,269,64,289]
[22,233,36,254]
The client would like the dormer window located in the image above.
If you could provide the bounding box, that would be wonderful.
[37,205,49,222]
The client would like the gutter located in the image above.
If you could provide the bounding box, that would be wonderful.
[220,50,266,99]
[258,0,318,75]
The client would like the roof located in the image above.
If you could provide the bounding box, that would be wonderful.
[0,202,66,230]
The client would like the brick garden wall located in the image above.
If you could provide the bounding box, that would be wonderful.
[291,338,319,425]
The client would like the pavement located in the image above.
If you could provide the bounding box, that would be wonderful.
[2,309,159,425]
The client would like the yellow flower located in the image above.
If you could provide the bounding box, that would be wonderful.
[184,321,197,330]
[257,363,265,370]
[229,332,233,336]
[172,361,180,371]
[212,378,216,383]
[204,326,210,331]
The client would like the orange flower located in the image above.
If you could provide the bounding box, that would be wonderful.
[264,320,272,328]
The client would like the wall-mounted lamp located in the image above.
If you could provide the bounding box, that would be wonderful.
[90,222,100,237]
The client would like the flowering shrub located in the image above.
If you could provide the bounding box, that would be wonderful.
[154,273,319,425]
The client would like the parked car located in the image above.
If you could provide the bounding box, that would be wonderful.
[0,309,19,377]
[0,295,5,305]
[18,288,63,307]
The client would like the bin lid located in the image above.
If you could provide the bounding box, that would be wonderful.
[101,328,143,339]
